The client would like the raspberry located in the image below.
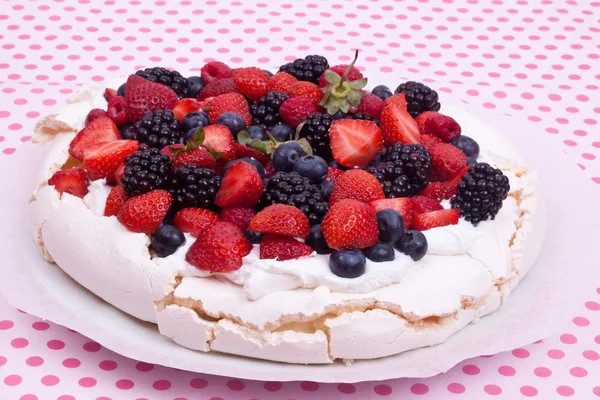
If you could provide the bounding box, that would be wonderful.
[200,61,233,84]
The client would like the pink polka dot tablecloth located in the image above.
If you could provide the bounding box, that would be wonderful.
[1,0,600,398]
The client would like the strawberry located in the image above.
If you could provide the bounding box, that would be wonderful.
[48,168,89,198]
[411,209,460,231]
[83,140,139,181]
[264,162,276,179]
[215,161,264,208]
[419,165,470,201]
[279,96,320,128]
[234,143,270,166]
[124,74,178,123]
[197,78,238,101]
[411,196,443,216]
[268,72,297,92]
[172,98,201,123]
[321,199,379,250]
[329,169,385,205]
[117,190,172,234]
[69,116,120,161]
[85,109,108,127]
[112,163,126,186]
[185,221,252,272]
[202,92,252,126]
[384,93,407,109]
[103,88,117,102]
[106,96,128,127]
[200,61,232,84]
[423,113,462,142]
[286,81,324,105]
[162,144,218,171]
[231,67,270,101]
[357,93,385,120]
[104,185,129,217]
[420,133,443,150]
[414,111,438,133]
[326,167,344,184]
[203,124,238,164]
[318,64,363,88]
[173,208,220,238]
[429,143,467,181]
[221,207,256,230]
[380,102,420,146]
[248,204,310,239]
[369,198,414,229]
[259,235,313,261]
[329,119,383,168]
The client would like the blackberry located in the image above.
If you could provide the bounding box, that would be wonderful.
[135,67,191,98]
[121,148,171,197]
[365,143,432,198]
[298,113,333,161]
[129,109,181,149]
[169,164,222,210]
[347,112,380,126]
[450,163,510,224]
[259,171,329,225]
[250,91,290,129]
[278,55,329,84]
[394,81,441,117]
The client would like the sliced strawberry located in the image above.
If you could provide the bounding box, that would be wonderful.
[411,196,443,216]
[233,143,270,166]
[85,109,108,127]
[369,198,414,229]
[329,169,384,205]
[173,208,220,238]
[411,209,460,231]
[418,166,470,202]
[203,124,238,164]
[113,163,126,185]
[231,67,270,101]
[172,98,201,123]
[221,207,256,230]
[124,74,179,122]
[215,161,264,208]
[202,92,252,126]
[117,190,172,234]
[329,119,383,168]
[69,116,120,161]
[414,111,438,133]
[48,168,89,198]
[384,93,408,109]
[83,140,139,181]
[104,186,129,217]
[259,235,313,261]
[429,143,467,181]
[321,199,379,250]
[380,102,420,146]
[248,204,310,239]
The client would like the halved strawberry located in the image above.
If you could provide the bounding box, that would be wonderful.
[329,119,383,168]
[411,196,443,216]
[202,92,252,126]
[117,190,172,234]
[173,208,220,238]
[172,98,201,123]
[48,168,89,198]
[369,198,414,229]
[231,67,270,101]
[203,124,237,164]
[233,143,270,166]
[419,165,470,201]
[69,116,120,161]
[380,102,420,146]
[321,199,379,250]
[85,109,108,127]
[215,161,264,208]
[83,140,139,181]
[384,93,407,109]
[221,207,256,230]
[104,186,129,217]
[329,169,384,205]
[124,74,179,122]
[248,204,310,239]
[411,209,460,231]
[259,235,313,261]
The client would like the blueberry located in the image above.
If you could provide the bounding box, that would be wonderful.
[222,157,266,180]
[263,69,274,77]
[292,155,328,183]
[329,250,366,278]
[328,159,345,169]
[318,181,335,202]
[331,111,345,120]
[376,209,404,244]
[117,83,126,97]
[186,76,205,99]
[244,229,262,244]
[119,123,134,140]
[182,111,210,135]
[306,224,333,254]
[451,135,480,159]
[364,242,395,262]
[269,124,294,142]
[273,142,306,172]
[372,85,393,100]
[395,230,428,261]
[217,112,247,136]
[466,156,477,166]
[247,125,268,141]
[150,224,185,257]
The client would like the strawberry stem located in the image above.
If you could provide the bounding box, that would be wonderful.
[338,50,360,89]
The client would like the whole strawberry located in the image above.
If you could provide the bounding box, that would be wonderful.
[197,78,238,101]
[279,96,320,128]
[124,75,178,123]
[221,207,256,230]
[117,190,172,234]
[326,167,344,184]
[286,81,324,105]
[104,186,129,217]
[329,169,385,205]
[268,72,298,92]
[203,92,252,126]
[357,93,385,120]
[318,64,363,88]
[248,204,310,239]
[173,208,220,237]
[259,235,313,261]
[185,221,252,272]
[232,67,270,101]
[429,143,467,181]
[420,133,444,150]
[200,61,233,84]
[321,199,379,250]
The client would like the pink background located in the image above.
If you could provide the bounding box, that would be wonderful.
[1,0,600,398]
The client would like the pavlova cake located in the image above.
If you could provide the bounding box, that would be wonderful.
[29,53,540,364]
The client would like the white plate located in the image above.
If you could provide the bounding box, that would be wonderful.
[0,101,598,383]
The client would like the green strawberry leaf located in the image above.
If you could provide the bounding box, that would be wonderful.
[295,121,307,141]
[237,130,252,146]
[192,126,205,146]
[348,78,368,90]
[324,69,342,85]
[248,139,267,154]
[296,138,314,156]
[203,144,223,159]
[348,90,363,107]
[339,101,351,113]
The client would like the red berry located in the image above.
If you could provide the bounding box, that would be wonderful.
[329,119,383,168]
[48,168,89,198]
[202,92,252,127]
[384,93,408,109]
[172,98,201,123]
[414,111,438,133]
[248,204,310,239]
[233,143,270,166]
[411,196,443,216]
[318,64,364,88]
[231,67,270,101]
[221,207,256,230]
[380,102,420,146]
[329,169,385,205]
[420,133,444,150]
[104,186,129,217]
[112,163,126,186]
[279,96,320,128]
[423,113,462,142]
[429,143,467,181]
[321,199,379,250]
[103,88,117,102]
[85,109,108,127]
[215,161,264,208]
[286,81,324,105]
[357,93,385,120]
[124,75,178,123]
[69,116,120,161]
[106,96,128,127]
[259,235,313,261]
[185,221,252,272]
[83,140,139,181]
[203,124,238,164]
[411,209,460,231]
[117,190,172,234]
[369,198,414,229]
[200,61,233,84]
[162,144,218,171]
[197,78,238,101]
[173,208,220,238]
[326,167,344,184]
[419,165,470,201]
[264,162,276,179]
[268,72,298,92]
